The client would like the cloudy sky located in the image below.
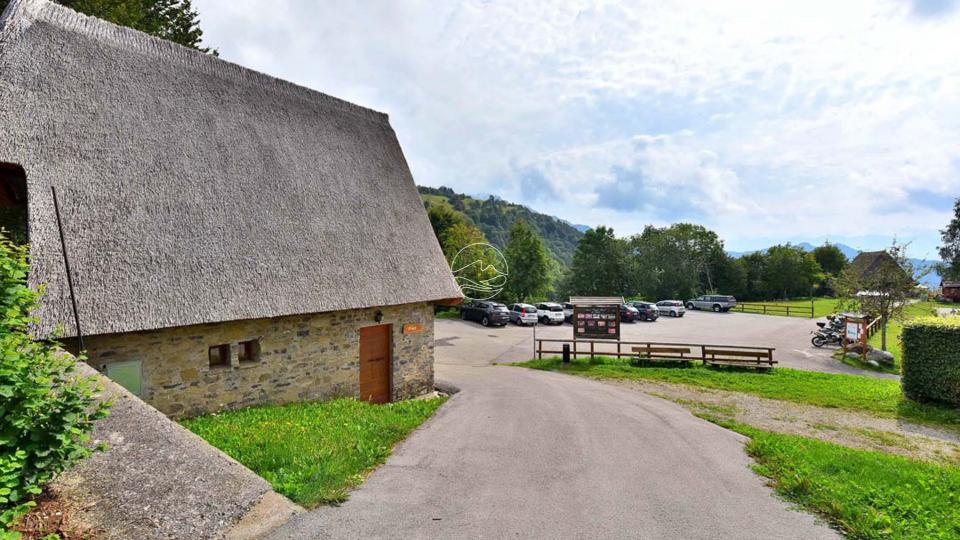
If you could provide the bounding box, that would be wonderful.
[194,0,960,258]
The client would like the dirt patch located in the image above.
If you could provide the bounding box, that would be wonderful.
[605,378,960,465]
[10,488,99,540]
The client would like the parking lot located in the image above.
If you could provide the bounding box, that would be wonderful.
[435,309,896,378]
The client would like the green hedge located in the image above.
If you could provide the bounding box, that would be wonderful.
[901,316,960,406]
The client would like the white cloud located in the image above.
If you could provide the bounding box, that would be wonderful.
[194,0,960,255]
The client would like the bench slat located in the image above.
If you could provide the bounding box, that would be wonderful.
[632,347,692,354]
[703,349,771,358]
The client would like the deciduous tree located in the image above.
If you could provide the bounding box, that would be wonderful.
[812,243,848,276]
[502,220,549,303]
[938,198,960,281]
[568,226,631,297]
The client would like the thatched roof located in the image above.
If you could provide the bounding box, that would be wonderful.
[0,0,460,338]
[848,251,904,281]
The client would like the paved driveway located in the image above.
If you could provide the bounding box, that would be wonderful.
[267,364,837,539]
[436,310,896,379]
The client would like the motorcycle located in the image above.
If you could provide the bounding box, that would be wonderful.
[811,314,844,347]
[811,329,842,347]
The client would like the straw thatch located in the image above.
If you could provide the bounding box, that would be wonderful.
[0,0,460,338]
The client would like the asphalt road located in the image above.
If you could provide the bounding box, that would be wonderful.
[266,364,838,539]
[436,309,896,379]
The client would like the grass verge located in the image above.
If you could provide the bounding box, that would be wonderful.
[706,419,960,539]
[517,357,960,433]
[182,397,447,507]
[435,309,460,319]
[735,298,841,318]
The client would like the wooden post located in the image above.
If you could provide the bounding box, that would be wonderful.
[590,341,595,360]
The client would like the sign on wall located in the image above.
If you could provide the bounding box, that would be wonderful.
[403,323,424,334]
[573,304,620,340]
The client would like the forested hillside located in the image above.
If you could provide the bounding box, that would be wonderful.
[418,186,583,265]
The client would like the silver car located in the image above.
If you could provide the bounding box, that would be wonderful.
[656,300,686,317]
[507,303,539,326]
[685,295,737,313]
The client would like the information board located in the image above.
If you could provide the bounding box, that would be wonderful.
[573,304,620,340]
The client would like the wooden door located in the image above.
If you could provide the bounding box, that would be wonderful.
[359,324,392,404]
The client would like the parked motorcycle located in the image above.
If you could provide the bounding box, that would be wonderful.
[811,314,844,347]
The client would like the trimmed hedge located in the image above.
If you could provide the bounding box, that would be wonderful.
[901,316,960,406]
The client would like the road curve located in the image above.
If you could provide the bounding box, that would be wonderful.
[266,365,838,539]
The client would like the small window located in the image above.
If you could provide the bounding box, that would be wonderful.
[238,339,260,364]
[208,344,230,368]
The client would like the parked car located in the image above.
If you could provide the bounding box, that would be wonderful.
[563,302,575,323]
[536,302,566,325]
[655,300,686,317]
[628,301,659,321]
[620,304,640,322]
[460,301,510,326]
[507,303,539,326]
[685,295,737,313]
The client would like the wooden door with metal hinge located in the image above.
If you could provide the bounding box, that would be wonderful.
[359,324,392,404]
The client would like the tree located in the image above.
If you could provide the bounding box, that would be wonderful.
[763,244,822,299]
[567,226,631,297]
[811,243,848,276]
[502,220,549,303]
[426,204,468,250]
[938,198,960,281]
[440,222,487,264]
[627,223,727,299]
[836,242,920,351]
[0,0,215,53]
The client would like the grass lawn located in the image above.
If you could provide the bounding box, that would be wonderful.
[704,421,960,539]
[735,297,841,318]
[706,419,960,539]
[867,300,954,364]
[182,397,446,507]
[517,357,960,433]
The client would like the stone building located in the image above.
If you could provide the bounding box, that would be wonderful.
[0,0,461,417]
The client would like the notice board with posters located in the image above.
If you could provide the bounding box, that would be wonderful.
[573,304,621,340]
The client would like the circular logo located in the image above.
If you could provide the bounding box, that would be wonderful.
[451,243,509,301]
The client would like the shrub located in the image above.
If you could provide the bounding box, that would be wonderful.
[0,235,109,534]
[901,316,960,406]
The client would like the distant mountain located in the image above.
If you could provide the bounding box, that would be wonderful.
[572,224,592,233]
[418,186,584,265]
[729,242,940,287]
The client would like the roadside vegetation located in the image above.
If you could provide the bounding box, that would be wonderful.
[865,300,953,364]
[517,357,960,432]
[707,420,960,539]
[183,397,446,507]
[0,236,109,539]
[736,297,841,318]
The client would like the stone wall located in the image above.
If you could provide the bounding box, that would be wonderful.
[80,302,435,418]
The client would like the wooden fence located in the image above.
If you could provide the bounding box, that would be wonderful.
[534,338,776,367]
[732,303,814,318]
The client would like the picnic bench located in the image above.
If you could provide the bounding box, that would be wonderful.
[535,338,776,371]
[702,347,776,370]
[631,345,694,363]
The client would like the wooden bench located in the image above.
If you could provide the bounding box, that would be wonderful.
[702,348,776,369]
[632,345,695,363]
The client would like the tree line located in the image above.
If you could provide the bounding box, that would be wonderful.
[427,203,848,304]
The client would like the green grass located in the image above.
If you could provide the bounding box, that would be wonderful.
[710,420,960,539]
[435,309,461,319]
[735,297,841,318]
[182,397,446,507]
[517,357,960,432]
[867,301,954,364]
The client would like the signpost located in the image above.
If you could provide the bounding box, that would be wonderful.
[569,296,624,341]
[842,313,868,361]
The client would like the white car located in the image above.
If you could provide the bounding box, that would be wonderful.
[536,302,566,325]
[656,300,686,317]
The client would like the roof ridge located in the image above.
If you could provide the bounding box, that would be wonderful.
[0,0,389,126]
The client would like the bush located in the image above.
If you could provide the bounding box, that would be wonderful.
[0,235,109,534]
[901,316,960,406]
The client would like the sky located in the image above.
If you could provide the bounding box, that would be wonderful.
[194,0,960,259]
